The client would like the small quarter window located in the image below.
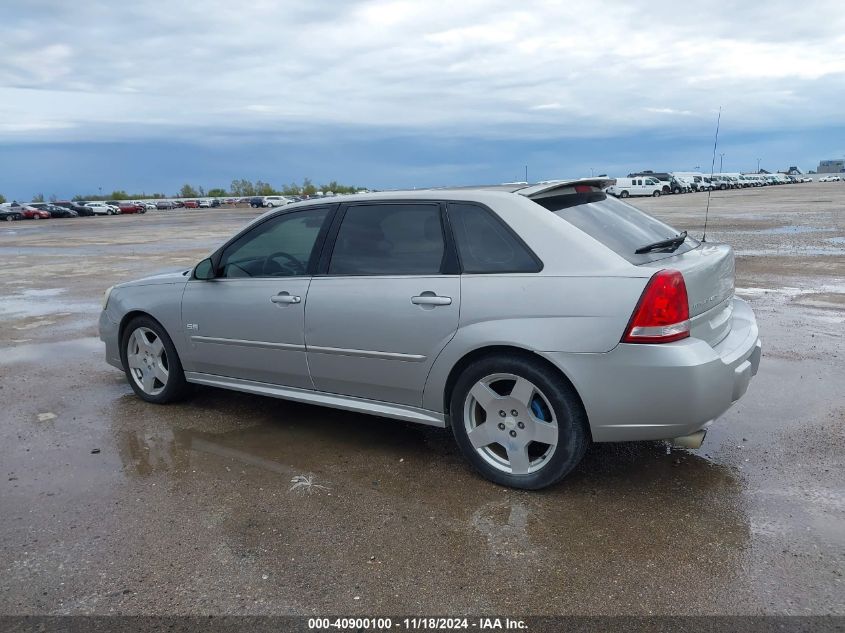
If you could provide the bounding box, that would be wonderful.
[447,203,540,274]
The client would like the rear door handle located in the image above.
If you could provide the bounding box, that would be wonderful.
[411,294,452,306]
[271,292,301,305]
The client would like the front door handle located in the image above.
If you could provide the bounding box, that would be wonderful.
[271,292,301,305]
[411,293,452,306]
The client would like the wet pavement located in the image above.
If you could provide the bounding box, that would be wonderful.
[1,185,844,616]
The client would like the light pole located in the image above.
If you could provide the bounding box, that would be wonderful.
[757,157,761,173]
[719,153,725,173]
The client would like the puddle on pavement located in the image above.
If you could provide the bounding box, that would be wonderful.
[0,287,99,318]
[738,247,845,256]
[0,336,102,365]
[99,386,752,612]
[754,225,835,235]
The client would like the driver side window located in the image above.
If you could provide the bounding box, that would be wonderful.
[219,208,330,278]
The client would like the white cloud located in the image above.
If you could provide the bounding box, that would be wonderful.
[0,0,844,143]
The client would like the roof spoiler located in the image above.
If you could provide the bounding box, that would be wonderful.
[514,178,617,199]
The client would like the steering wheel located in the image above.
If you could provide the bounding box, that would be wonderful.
[262,251,306,276]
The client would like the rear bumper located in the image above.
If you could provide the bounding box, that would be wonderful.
[541,297,761,442]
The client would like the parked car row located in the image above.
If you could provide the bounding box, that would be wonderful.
[1,201,94,221]
[606,171,817,198]
[0,199,159,220]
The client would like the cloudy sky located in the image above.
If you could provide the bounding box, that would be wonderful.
[1,0,844,198]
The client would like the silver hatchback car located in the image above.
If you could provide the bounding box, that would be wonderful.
[99,179,761,489]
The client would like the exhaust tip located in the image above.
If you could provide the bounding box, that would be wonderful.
[671,430,707,450]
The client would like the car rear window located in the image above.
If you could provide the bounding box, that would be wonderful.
[533,192,698,264]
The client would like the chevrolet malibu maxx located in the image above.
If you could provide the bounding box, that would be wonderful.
[99,180,761,489]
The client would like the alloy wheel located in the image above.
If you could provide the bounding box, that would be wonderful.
[126,327,169,395]
[463,373,559,475]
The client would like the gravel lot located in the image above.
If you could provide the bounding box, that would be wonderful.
[1,183,843,616]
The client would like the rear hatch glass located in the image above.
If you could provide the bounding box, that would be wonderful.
[533,191,698,264]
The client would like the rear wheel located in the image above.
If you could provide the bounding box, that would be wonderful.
[120,316,190,404]
[652,190,661,197]
[450,356,589,489]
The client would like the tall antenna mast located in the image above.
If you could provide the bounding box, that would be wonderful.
[702,107,722,243]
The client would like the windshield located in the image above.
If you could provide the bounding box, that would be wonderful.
[533,192,699,264]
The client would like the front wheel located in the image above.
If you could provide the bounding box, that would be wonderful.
[620,190,629,198]
[120,316,190,404]
[450,356,589,489]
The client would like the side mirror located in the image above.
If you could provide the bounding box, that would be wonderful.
[194,258,216,280]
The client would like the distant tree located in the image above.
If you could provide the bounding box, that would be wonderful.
[32,193,45,202]
[301,178,317,196]
[110,190,129,200]
[230,179,256,197]
[49,194,58,202]
[255,180,277,196]
[281,181,301,196]
[198,186,206,197]
[0,193,6,204]
[207,188,227,198]
[179,184,199,198]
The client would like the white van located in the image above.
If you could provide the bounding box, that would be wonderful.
[606,177,663,198]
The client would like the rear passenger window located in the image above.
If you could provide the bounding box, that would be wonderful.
[328,204,445,275]
[447,203,541,274]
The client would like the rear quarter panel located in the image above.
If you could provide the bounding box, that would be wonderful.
[421,274,648,412]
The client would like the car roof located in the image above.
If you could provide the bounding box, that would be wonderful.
[283,178,616,209]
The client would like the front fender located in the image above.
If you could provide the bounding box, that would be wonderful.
[105,282,189,361]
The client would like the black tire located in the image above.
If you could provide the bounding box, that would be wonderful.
[652,190,661,197]
[720,184,726,190]
[672,187,681,195]
[120,315,190,404]
[620,190,629,198]
[4,216,12,222]
[450,355,589,490]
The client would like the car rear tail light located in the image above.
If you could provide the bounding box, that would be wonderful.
[574,185,593,193]
[622,269,690,344]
